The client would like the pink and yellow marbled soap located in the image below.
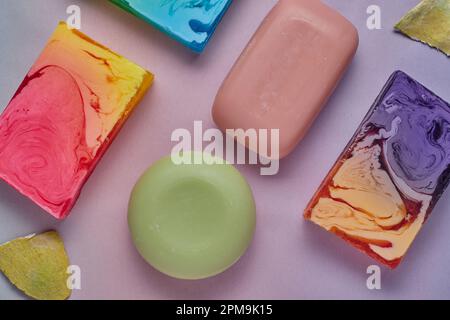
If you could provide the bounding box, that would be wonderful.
[0,22,154,219]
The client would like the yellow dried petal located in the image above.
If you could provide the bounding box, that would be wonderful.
[395,0,450,56]
[0,231,71,300]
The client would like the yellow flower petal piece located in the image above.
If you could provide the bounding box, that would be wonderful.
[0,231,71,300]
[395,0,450,56]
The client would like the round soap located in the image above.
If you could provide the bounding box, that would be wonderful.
[128,152,256,280]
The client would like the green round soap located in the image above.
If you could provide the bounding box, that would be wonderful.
[128,152,256,280]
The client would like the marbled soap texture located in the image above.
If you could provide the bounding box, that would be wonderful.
[0,22,154,219]
[305,71,450,268]
[110,0,233,52]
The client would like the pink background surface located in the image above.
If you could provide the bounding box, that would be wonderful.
[1,0,450,299]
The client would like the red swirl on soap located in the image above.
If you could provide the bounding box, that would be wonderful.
[0,22,154,219]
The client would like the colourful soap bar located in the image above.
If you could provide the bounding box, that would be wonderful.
[110,0,233,53]
[305,71,450,269]
[395,0,450,57]
[0,22,154,219]
[128,152,256,280]
[212,0,358,159]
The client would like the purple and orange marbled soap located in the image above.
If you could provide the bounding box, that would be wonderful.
[0,22,153,219]
[305,71,450,268]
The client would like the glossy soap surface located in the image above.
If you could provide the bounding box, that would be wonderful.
[212,0,358,159]
[305,71,450,268]
[128,153,256,280]
[110,0,233,52]
[0,22,154,219]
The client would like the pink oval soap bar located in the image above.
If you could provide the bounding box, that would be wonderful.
[212,0,358,159]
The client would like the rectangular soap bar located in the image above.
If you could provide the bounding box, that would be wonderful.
[0,22,154,219]
[304,71,450,269]
[110,0,233,53]
[213,0,358,159]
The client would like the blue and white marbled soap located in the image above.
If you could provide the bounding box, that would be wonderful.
[110,0,233,52]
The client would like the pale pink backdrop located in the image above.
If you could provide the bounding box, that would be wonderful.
[1,0,450,299]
